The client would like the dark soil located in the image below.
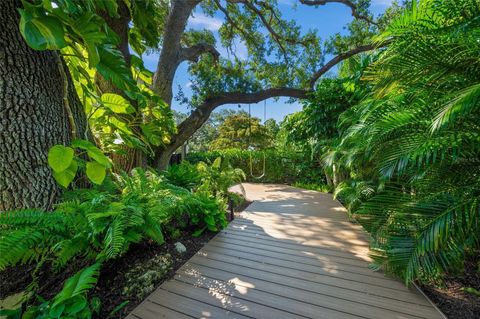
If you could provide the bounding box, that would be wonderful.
[420,252,480,319]
[0,197,251,318]
[95,230,217,318]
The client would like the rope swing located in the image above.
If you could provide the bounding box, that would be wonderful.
[248,101,266,180]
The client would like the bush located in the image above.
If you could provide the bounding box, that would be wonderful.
[163,162,201,191]
[186,149,325,184]
[293,182,332,193]
[0,168,229,318]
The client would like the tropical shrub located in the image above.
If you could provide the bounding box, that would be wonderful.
[0,167,229,317]
[163,162,201,191]
[293,182,332,193]
[317,0,480,284]
[196,157,245,197]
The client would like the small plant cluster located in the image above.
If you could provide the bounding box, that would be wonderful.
[0,158,244,318]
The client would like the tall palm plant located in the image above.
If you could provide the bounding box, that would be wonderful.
[332,0,480,283]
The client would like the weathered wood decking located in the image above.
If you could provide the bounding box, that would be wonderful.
[126,183,445,319]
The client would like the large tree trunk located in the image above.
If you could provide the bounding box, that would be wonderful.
[96,1,145,172]
[151,0,199,170]
[0,0,89,210]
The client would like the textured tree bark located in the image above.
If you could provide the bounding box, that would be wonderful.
[0,0,89,210]
[96,1,146,172]
[152,0,199,106]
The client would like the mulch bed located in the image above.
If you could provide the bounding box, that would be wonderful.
[420,252,480,319]
[94,230,217,318]
[0,198,251,318]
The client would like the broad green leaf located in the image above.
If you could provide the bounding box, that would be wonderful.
[96,45,135,91]
[101,93,134,114]
[48,145,74,173]
[18,8,66,50]
[65,296,87,315]
[140,123,162,146]
[53,160,77,188]
[71,139,110,167]
[204,215,215,226]
[109,117,133,135]
[86,162,106,185]
[70,13,106,67]
[51,263,100,309]
[212,157,222,170]
[49,303,65,318]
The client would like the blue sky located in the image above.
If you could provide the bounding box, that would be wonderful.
[142,0,394,122]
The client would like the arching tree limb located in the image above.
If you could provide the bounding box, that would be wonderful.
[299,0,378,25]
[154,87,309,168]
[309,40,391,88]
[181,43,221,62]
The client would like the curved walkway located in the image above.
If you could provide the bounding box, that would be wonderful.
[126,183,445,319]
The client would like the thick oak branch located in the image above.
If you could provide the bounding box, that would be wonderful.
[181,43,221,62]
[299,0,377,25]
[309,41,390,88]
[170,88,308,150]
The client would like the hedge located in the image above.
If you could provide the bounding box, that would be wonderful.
[185,149,325,184]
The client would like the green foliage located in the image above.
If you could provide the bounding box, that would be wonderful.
[293,182,332,193]
[47,140,111,188]
[210,114,273,150]
[163,162,201,191]
[1,263,102,319]
[0,166,231,317]
[18,0,175,161]
[196,157,246,197]
[187,149,324,184]
[315,0,480,284]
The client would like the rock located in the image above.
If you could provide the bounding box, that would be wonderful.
[174,242,187,254]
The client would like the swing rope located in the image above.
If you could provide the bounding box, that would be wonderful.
[248,102,266,179]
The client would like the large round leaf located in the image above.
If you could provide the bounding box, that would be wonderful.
[18,9,66,51]
[71,139,111,167]
[101,93,134,114]
[48,145,74,173]
[52,160,77,188]
[86,162,106,185]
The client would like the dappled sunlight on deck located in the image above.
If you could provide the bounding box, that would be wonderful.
[126,183,444,319]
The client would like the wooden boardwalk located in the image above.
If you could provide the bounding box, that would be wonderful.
[126,184,445,319]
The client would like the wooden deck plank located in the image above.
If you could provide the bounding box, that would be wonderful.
[160,280,307,319]
[173,269,361,319]
[129,300,194,319]
[189,252,430,306]
[215,232,372,262]
[200,243,408,290]
[205,239,383,277]
[210,236,371,268]
[223,224,371,248]
[230,218,370,240]
[148,289,251,318]
[180,262,439,317]
[126,183,444,319]
[176,264,442,319]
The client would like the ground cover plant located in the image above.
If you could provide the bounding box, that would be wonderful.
[0,161,243,318]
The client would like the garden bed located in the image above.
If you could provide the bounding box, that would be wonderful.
[420,252,480,319]
[0,197,251,318]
